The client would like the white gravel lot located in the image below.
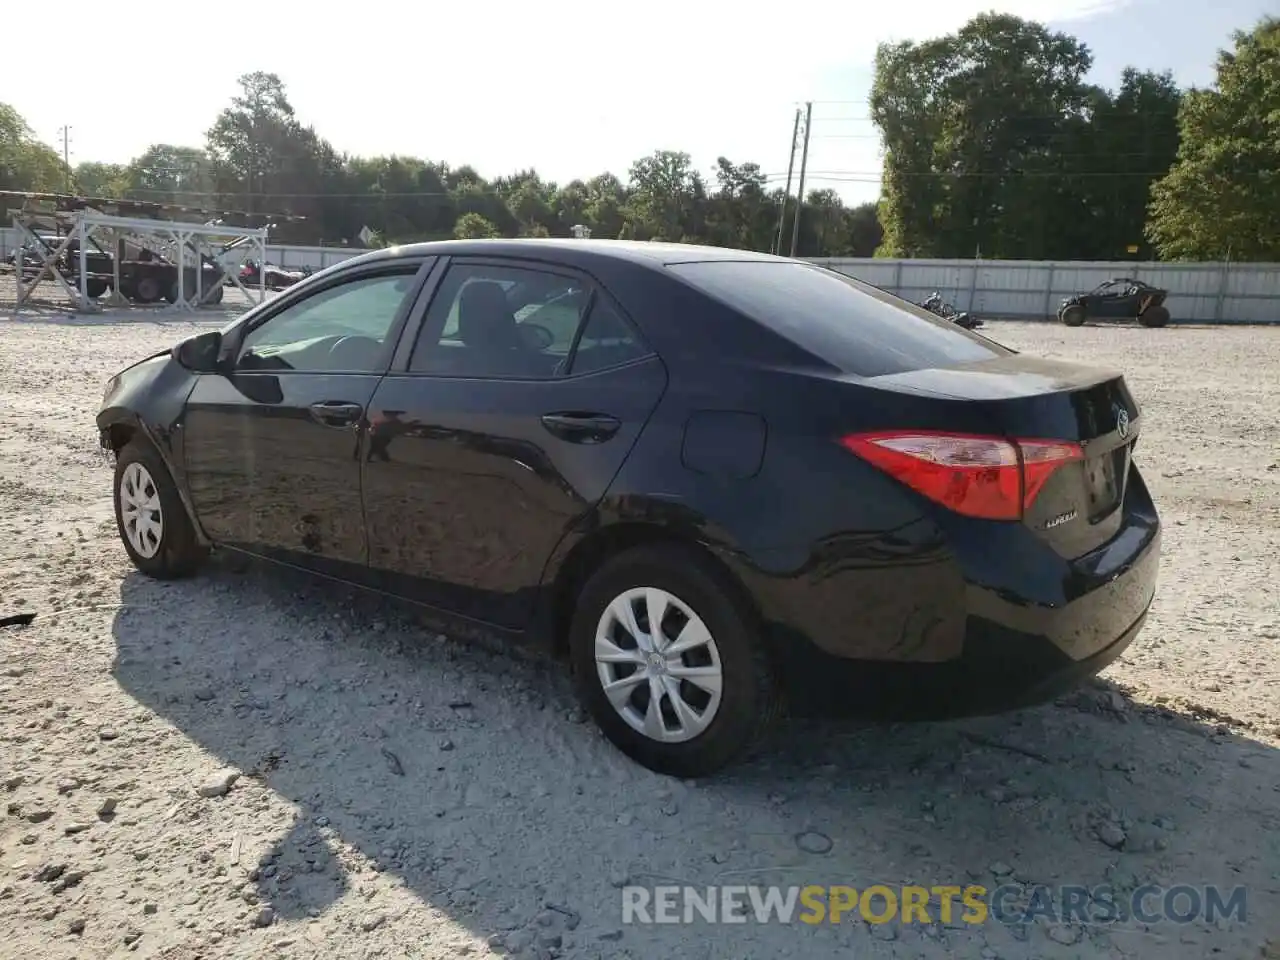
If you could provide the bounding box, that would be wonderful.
[1,307,1278,960]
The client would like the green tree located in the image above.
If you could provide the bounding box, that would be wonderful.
[453,212,501,239]
[1091,70,1182,259]
[492,169,561,236]
[845,202,884,257]
[73,161,128,198]
[625,150,702,240]
[1147,18,1280,261]
[0,103,64,192]
[871,14,1095,259]
[205,72,347,240]
[346,155,455,242]
[123,144,214,203]
[709,157,772,249]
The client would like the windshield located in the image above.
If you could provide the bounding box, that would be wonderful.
[667,260,1010,377]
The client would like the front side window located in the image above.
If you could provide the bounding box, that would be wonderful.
[236,270,418,374]
[411,263,589,378]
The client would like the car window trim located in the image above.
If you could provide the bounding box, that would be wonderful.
[227,256,436,377]
[563,294,662,378]
[393,255,655,381]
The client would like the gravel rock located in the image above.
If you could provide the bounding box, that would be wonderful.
[1048,924,1083,945]
[795,830,833,855]
[33,863,67,883]
[504,929,535,952]
[1095,821,1127,850]
[197,768,241,798]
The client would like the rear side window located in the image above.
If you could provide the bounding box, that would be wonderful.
[666,261,1010,377]
[568,300,650,375]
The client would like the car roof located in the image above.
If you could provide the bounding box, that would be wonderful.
[334,237,794,271]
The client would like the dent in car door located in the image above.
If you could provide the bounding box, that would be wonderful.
[181,262,430,575]
[363,360,667,627]
[361,265,667,629]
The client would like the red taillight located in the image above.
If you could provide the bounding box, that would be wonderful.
[839,431,1082,521]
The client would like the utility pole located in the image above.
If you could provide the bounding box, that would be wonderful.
[788,102,813,258]
[772,108,801,255]
[57,125,72,192]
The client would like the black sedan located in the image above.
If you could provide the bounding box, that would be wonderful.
[98,239,1161,777]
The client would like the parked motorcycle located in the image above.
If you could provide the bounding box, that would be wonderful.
[920,291,983,330]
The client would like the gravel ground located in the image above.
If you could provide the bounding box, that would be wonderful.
[1,311,1278,960]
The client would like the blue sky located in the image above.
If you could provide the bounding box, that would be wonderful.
[10,0,1273,206]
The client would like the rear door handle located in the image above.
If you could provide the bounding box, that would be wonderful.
[540,412,621,444]
[308,400,364,428]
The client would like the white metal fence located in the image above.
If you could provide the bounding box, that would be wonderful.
[811,257,1280,325]
[4,226,1277,323]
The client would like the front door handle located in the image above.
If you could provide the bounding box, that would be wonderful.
[308,400,364,428]
[540,412,621,444]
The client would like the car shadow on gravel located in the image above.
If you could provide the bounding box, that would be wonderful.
[109,558,1280,958]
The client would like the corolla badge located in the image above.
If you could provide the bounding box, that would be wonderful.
[1043,508,1078,530]
[1115,405,1130,439]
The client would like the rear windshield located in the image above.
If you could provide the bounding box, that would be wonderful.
[666,260,1010,377]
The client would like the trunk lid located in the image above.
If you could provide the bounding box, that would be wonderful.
[868,355,1140,558]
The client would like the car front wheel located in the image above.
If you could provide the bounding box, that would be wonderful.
[112,439,207,579]
[569,544,779,777]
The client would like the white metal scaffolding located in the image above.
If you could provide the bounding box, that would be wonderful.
[9,209,269,313]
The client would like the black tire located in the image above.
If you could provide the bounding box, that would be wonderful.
[1060,305,1086,327]
[1139,304,1170,328]
[112,439,207,579]
[85,280,108,299]
[568,543,779,777]
[133,276,161,303]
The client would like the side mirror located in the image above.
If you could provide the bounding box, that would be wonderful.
[173,330,223,373]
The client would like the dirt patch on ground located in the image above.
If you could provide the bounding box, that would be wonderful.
[1,313,1278,959]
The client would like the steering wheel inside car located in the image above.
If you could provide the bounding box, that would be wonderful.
[517,323,554,351]
[326,335,383,369]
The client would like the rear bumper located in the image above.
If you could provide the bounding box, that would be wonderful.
[751,493,1161,721]
[773,605,1150,720]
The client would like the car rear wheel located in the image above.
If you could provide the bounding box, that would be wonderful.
[1060,305,1086,327]
[1139,305,1170,328]
[112,439,207,579]
[569,543,779,777]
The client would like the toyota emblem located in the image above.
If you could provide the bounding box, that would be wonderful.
[1115,406,1130,439]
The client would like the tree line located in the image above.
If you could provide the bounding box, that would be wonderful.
[1,14,1276,261]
